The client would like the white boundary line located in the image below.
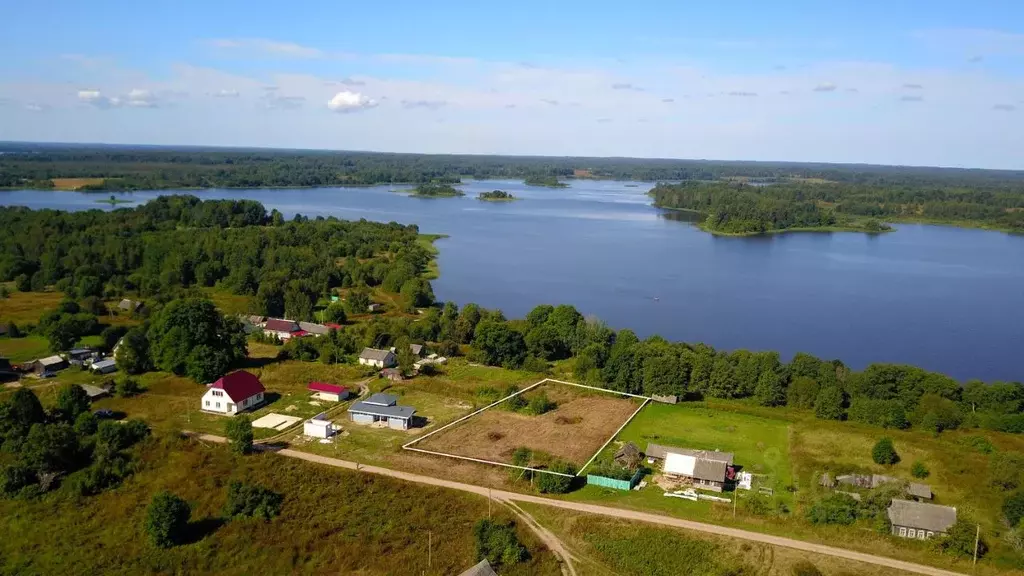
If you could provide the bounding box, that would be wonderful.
[402,377,654,477]
[577,397,651,475]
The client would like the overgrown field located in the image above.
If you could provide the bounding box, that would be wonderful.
[0,436,560,576]
[519,503,918,576]
[417,382,641,467]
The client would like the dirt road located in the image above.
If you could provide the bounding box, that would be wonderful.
[191,433,965,576]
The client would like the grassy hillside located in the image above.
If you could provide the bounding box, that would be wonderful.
[0,436,560,576]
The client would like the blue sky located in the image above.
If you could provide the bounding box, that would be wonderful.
[2,1,1024,168]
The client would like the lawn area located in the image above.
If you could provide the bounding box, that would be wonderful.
[203,288,252,316]
[0,335,52,363]
[519,503,917,576]
[49,177,106,190]
[0,436,560,576]
[617,401,794,495]
[0,288,65,326]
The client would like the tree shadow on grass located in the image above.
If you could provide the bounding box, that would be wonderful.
[236,356,281,370]
[181,517,226,545]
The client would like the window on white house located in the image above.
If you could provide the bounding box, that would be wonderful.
[927,531,934,538]
[205,400,210,407]
[216,402,221,408]
[908,529,916,538]
[899,527,906,537]
[918,531,926,540]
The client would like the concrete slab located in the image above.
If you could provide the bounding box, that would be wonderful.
[252,413,302,430]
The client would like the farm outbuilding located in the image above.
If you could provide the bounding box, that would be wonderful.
[888,499,956,540]
[348,392,415,430]
[303,413,337,438]
[33,355,68,375]
[90,359,117,374]
[308,381,349,402]
[650,444,734,492]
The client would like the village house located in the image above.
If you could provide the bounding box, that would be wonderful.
[303,413,337,439]
[298,321,331,337]
[308,381,349,402]
[358,348,396,369]
[201,371,266,415]
[409,343,425,357]
[367,303,383,313]
[33,355,68,375]
[81,383,112,400]
[614,442,642,469]
[66,348,95,363]
[348,392,416,430]
[118,299,144,314]
[381,368,404,382]
[90,358,117,375]
[647,443,735,492]
[263,318,301,340]
[887,499,957,540]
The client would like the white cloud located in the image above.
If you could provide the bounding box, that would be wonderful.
[207,38,324,58]
[126,88,158,107]
[813,82,837,92]
[77,87,163,108]
[902,83,924,90]
[727,91,758,97]
[611,82,644,91]
[212,89,239,98]
[25,103,45,112]
[327,90,377,112]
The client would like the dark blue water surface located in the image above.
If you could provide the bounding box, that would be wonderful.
[3,180,1022,382]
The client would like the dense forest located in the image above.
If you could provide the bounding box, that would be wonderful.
[6,143,1024,191]
[0,196,435,322]
[651,181,1024,233]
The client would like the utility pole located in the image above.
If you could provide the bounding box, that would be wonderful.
[974,524,980,566]
[428,531,432,570]
[733,493,736,518]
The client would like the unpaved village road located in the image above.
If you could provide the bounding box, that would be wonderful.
[192,433,965,576]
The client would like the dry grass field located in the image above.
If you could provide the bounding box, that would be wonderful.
[417,383,642,467]
[50,177,106,190]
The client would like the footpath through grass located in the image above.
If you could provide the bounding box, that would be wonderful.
[0,436,560,576]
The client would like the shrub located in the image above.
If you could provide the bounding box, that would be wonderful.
[521,355,549,374]
[990,452,1024,491]
[523,392,556,416]
[55,384,91,423]
[223,481,283,521]
[226,416,254,455]
[474,519,527,568]
[502,386,527,412]
[115,375,142,398]
[935,519,986,559]
[589,459,635,481]
[871,437,899,465]
[911,461,930,479]
[1004,491,1024,528]
[536,461,576,494]
[958,435,995,454]
[0,464,34,496]
[74,412,98,436]
[475,387,501,404]
[146,491,191,548]
[814,387,845,420]
[806,493,859,525]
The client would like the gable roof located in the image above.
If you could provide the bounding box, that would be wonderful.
[615,442,641,460]
[264,318,300,332]
[298,321,330,335]
[90,359,116,371]
[646,443,733,464]
[360,348,394,362]
[409,343,424,355]
[211,371,265,402]
[908,483,933,499]
[308,381,347,395]
[692,458,728,482]
[118,298,142,311]
[887,499,956,533]
[458,559,498,576]
[364,392,398,406]
[38,355,66,366]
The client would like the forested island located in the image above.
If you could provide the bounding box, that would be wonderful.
[477,190,516,201]
[524,175,568,188]
[410,183,464,198]
[651,180,1024,234]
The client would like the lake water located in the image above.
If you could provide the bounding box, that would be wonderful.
[3,181,1023,382]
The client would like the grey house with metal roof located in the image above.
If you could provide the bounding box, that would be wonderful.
[887,499,956,540]
[358,348,397,369]
[348,392,416,430]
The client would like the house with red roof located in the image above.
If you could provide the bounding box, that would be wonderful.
[201,371,266,415]
[308,381,350,402]
[263,318,301,340]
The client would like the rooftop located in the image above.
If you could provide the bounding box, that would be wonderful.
[210,371,266,402]
[887,499,956,533]
[308,381,348,394]
[364,392,398,406]
[349,401,415,420]
[264,318,300,332]
[360,348,394,362]
[298,321,331,335]
[38,355,65,366]
[646,443,734,465]
[91,359,116,370]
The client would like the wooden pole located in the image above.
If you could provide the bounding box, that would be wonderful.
[428,531,432,569]
[974,524,980,566]
[488,488,492,519]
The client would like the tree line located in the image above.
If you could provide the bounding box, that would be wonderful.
[6,144,1024,190]
[651,181,1024,232]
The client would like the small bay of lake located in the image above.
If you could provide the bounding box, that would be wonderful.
[2,179,1022,382]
